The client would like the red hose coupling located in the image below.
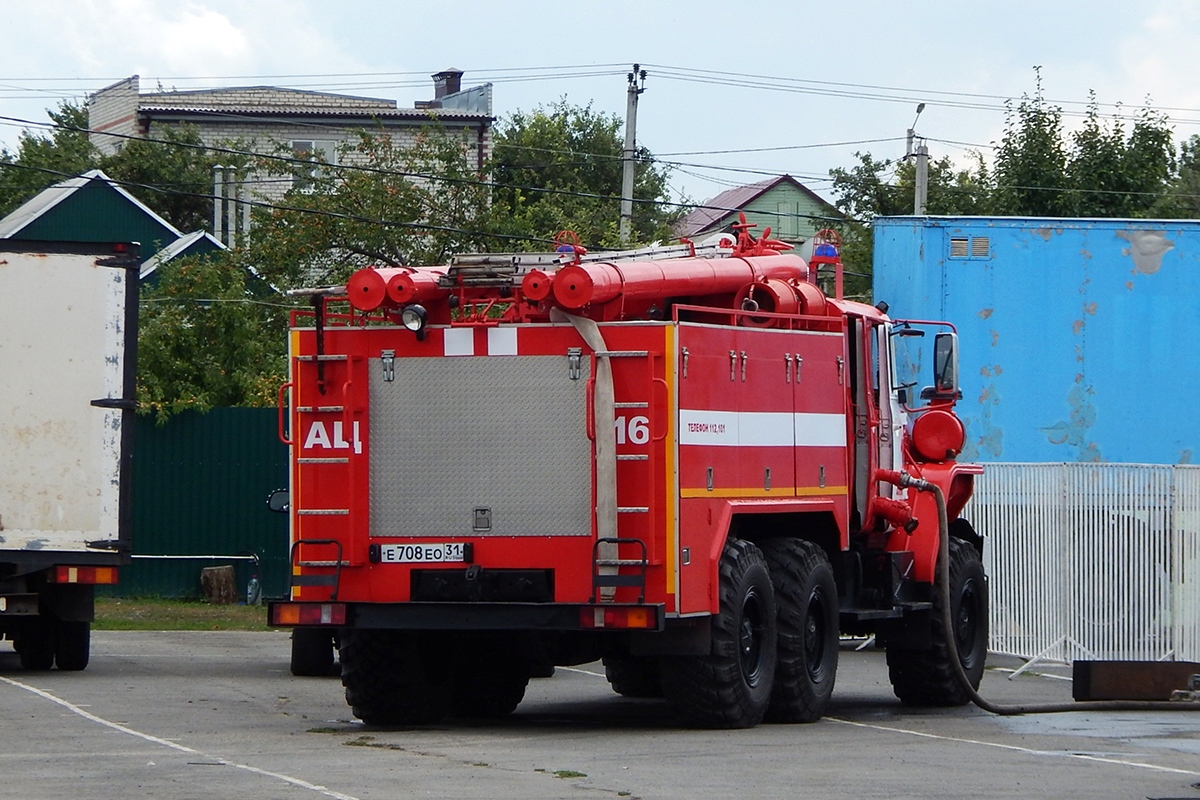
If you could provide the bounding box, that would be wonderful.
[874,496,919,533]
[875,469,904,486]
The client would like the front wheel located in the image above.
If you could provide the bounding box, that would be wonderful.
[602,655,663,698]
[761,538,838,723]
[887,537,988,706]
[661,538,777,728]
[290,628,336,676]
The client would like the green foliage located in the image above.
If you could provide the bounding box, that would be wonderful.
[0,101,98,216]
[246,125,494,288]
[1062,96,1173,217]
[829,151,992,285]
[489,99,681,248]
[137,251,288,422]
[102,125,230,232]
[992,70,1068,216]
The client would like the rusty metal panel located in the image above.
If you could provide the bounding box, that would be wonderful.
[1072,660,1200,701]
[874,216,1200,465]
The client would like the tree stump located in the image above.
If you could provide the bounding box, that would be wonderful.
[200,565,237,605]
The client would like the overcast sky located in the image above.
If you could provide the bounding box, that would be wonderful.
[3,0,1200,206]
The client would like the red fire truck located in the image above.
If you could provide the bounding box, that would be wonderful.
[269,222,987,728]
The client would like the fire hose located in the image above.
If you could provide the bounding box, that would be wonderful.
[883,470,1200,715]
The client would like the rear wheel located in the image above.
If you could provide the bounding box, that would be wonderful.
[761,538,838,723]
[887,537,988,706]
[661,538,777,728]
[602,655,663,698]
[452,669,529,718]
[54,620,90,671]
[16,620,54,671]
[290,628,336,676]
[340,630,452,724]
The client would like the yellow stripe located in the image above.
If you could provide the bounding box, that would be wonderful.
[680,485,849,499]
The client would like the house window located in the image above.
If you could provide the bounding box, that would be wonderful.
[949,235,990,259]
[292,140,338,191]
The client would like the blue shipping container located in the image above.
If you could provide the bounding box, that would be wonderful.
[873,216,1198,465]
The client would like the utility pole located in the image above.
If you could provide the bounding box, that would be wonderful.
[619,64,647,244]
[907,103,928,215]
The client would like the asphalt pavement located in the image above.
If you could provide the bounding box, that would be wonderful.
[1,632,1198,800]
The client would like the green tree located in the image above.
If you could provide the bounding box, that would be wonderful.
[1154,133,1200,217]
[0,101,98,216]
[992,70,1069,216]
[246,126,494,288]
[489,99,681,248]
[1063,97,1173,217]
[828,151,992,293]
[137,251,288,422]
[101,125,228,232]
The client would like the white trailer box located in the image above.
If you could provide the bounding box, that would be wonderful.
[0,240,138,670]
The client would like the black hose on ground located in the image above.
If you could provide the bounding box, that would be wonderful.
[901,473,1200,715]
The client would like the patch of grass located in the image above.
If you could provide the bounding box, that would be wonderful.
[93,597,273,631]
[554,770,587,779]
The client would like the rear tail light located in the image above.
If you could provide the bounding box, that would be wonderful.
[50,566,118,585]
[270,602,347,626]
[579,605,657,629]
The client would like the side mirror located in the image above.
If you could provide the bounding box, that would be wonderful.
[933,332,959,395]
[267,489,290,513]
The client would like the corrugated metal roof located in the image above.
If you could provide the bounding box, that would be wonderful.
[139,230,226,279]
[139,104,489,120]
[0,169,183,240]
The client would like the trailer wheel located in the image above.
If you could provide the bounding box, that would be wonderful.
[602,655,663,698]
[887,537,988,706]
[290,628,336,676]
[16,622,55,671]
[761,538,838,723]
[54,620,90,671]
[340,629,452,725]
[661,538,777,728]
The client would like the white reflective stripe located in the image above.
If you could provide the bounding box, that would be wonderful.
[487,327,518,355]
[679,410,846,447]
[794,413,848,447]
[679,409,738,445]
[443,328,474,356]
[737,412,794,446]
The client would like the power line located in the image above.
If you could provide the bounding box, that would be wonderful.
[0,113,847,224]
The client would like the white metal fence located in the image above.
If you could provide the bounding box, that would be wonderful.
[968,463,1200,664]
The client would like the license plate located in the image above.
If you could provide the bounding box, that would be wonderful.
[378,543,466,564]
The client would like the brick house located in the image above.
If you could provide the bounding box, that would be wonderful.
[87,70,493,239]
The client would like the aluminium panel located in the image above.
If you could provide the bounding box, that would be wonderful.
[369,354,592,537]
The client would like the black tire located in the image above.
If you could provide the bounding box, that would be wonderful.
[340,630,452,725]
[887,537,989,706]
[290,628,336,677]
[16,621,54,671]
[661,538,777,728]
[602,655,663,698]
[452,670,529,718]
[761,538,838,723]
[54,620,90,671]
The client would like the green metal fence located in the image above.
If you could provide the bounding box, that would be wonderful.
[107,408,289,600]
